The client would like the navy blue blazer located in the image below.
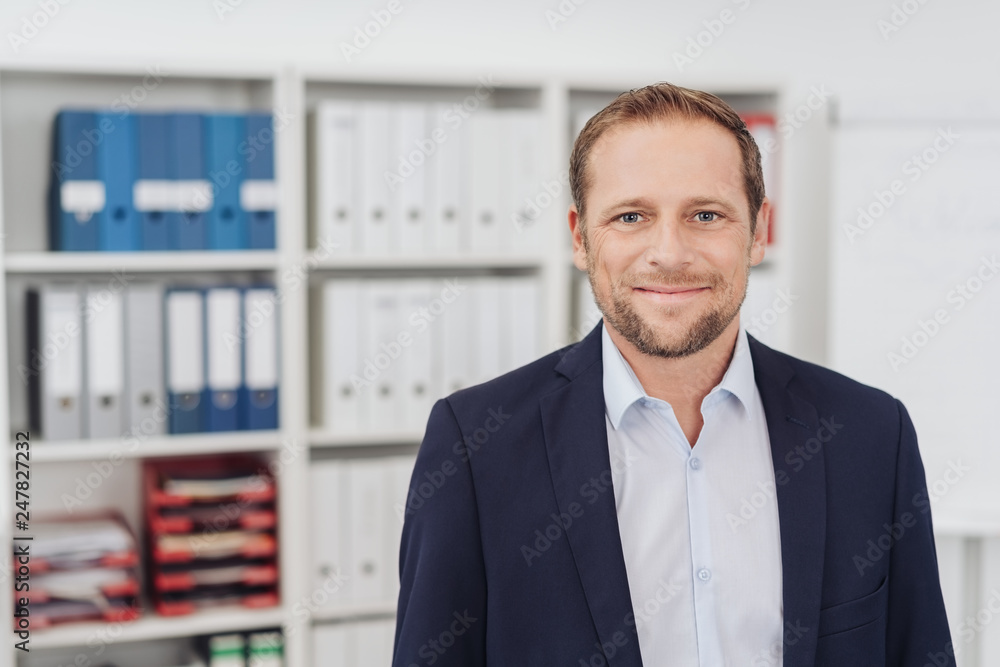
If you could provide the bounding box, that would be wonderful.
[393,320,954,666]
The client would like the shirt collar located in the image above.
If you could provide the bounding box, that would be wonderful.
[601,318,757,430]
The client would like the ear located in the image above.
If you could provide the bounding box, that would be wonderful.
[569,204,588,272]
[749,197,771,267]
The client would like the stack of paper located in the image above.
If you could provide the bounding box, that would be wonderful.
[144,455,279,616]
[16,514,140,628]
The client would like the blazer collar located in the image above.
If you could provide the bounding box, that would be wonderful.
[544,320,827,667]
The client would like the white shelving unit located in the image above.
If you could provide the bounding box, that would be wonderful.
[0,61,808,667]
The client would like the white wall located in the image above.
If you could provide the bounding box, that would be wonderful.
[0,0,996,98]
[3,0,997,364]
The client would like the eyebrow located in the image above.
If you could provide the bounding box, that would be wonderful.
[596,198,657,220]
[686,197,742,218]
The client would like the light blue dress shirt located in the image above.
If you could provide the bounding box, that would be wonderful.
[601,319,785,666]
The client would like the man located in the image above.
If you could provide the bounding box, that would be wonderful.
[392,82,953,666]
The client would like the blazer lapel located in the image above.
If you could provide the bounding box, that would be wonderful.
[539,323,827,667]
[540,321,644,667]
[748,335,828,667]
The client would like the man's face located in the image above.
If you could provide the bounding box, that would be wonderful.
[569,117,769,358]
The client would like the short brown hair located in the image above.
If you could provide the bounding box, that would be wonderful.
[569,81,765,235]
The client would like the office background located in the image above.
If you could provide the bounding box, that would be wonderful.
[1,0,998,665]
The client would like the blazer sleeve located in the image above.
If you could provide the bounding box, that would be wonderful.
[392,397,488,667]
[885,398,955,665]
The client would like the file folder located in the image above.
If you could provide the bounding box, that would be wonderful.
[310,460,349,610]
[472,277,501,385]
[362,279,402,431]
[135,113,171,250]
[27,286,83,440]
[171,113,210,250]
[504,111,543,254]
[354,619,395,666]
[95,111,139,251]
[358,103,393,255]
[347,458,388,602]
[438,275,473,398]
[469,111,504,254]
[503,276,540,372]
[204,113,247,250]
[386,454,415,601]
[50,111,102,251]
[429,103,467,255]
[243,112,277,250]
[205,287,243,432]
[312,624,347,664]
[124,283,166,437]
[321,279,362,434]
[400,279,435,431]
[241,287,278,430]
[84,285,125,439]
[314,101,357,255]
[394,104,429,255]
[165,289,205,434]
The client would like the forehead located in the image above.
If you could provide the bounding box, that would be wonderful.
[586,117,745,207]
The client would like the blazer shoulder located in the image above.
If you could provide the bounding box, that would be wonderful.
[443,339,582,422]
[751,337,901,412]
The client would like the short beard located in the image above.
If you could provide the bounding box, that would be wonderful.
[585,236,751,359]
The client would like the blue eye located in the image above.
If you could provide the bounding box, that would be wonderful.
[695,211,718,223]
[619,212,642,224]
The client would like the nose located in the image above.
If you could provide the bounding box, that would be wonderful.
[642,218,697,270]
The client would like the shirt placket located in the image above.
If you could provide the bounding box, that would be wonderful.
[682,397,726,666]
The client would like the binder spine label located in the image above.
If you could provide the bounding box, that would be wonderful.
[133,180,177,212]
[240,180,278,212]
[60,181,106,217]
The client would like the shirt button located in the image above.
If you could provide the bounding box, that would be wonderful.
[689,457,701,470]
[697,568,711,582]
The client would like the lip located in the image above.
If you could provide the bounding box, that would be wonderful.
[633,286,709,302]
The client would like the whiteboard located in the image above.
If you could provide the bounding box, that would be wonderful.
[829,121,1000,517]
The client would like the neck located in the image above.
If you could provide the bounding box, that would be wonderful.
[606,316,741,411]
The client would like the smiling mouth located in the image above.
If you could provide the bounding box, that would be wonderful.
[633,286,709,302]
[634,286,708,294]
